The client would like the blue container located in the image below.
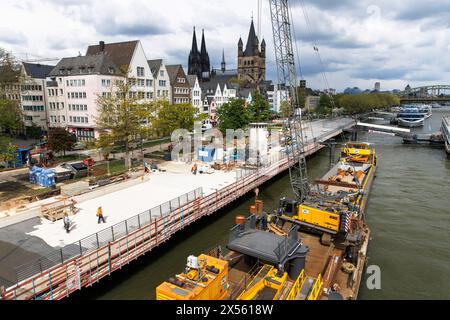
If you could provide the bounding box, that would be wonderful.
[29,166,43,184]
[37,169,56,188]
[197,147,216,163]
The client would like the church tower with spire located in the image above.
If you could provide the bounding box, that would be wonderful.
[188,27,211,82]
[237,19,266,84]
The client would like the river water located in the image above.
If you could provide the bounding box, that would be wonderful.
[76,108,450,300]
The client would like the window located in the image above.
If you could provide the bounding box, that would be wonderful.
[160,70,164,77]
[108,68,114,74]
[137,67,145,77]
[177,77,185,83]
[159,80,166,87]
[146,79,153,87]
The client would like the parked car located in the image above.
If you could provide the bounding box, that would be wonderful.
[72,142,87,151]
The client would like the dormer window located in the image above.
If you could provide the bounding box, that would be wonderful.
[67,69,72,75]
[59,69,65,75]
[108,68,114,74]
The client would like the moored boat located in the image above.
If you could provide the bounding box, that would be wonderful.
[443,116,450,155]
[397,105,432,128]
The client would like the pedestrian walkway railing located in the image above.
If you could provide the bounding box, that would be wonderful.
[14,188,203,284]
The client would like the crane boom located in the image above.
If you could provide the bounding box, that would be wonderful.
[269,0,309,201]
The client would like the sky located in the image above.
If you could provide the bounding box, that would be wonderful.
[1,0,450,92]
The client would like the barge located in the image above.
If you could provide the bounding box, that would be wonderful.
[156,142,377,301]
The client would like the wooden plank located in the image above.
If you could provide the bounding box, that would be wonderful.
[315,179,358,189]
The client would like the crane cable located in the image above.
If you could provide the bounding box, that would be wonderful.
[298,0,336,110]
[297,0,348,144]
[288,2,315,145]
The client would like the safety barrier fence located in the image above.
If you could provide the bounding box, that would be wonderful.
[2,121,354,300]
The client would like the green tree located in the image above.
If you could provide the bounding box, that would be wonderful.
[152,101,200,137]
[216,98,251,133]
[96,76,154,168]
[317,94,334,115]
[95,133,115,161]
[0,50,23,134]
[26,124,42,140]
[0,99,23,134]
[0,136,16,166]
[48,128,76,156]
[279,101,292,118]
[248,91,270,122]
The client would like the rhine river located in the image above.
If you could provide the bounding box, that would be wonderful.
[75,108,450,300]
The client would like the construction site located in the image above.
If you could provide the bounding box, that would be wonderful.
[0,117,355,300]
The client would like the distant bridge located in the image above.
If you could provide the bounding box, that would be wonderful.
[398,85,450,103]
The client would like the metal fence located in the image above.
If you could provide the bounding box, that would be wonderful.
[15,188,203,283]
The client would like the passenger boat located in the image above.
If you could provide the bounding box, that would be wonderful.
[156,142,377,301]
[443,116,450,155]
[397,105,432,128]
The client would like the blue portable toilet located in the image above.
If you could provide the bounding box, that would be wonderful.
[14,148,31,168]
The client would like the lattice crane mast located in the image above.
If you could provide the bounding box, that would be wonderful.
[269,0,309,202]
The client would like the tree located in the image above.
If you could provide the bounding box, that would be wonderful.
[96,75,154,168]
[95,133,114,161]
[0,136,16,167]
[216,98,251,133]
[317,94,334,115]
[279,101,292,118]
[26,123,42,140]
[0,49,23,135]
[0,99,23,134]
[48,128,76,156]
[248,91,271,122]
[152,101,200,137]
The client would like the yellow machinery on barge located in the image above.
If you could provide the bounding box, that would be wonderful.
[156,142,376,301]
[278,142,377,242]
[156,254,323,301]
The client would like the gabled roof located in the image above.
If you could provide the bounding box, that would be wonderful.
[86,40,139,71]
[49,54,119,77]
[23,63,55,79]
[148,59,163,78]
[166,64,185,85]
[187,75,198,87]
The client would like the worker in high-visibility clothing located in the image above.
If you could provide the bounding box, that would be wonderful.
[97,207,106,224]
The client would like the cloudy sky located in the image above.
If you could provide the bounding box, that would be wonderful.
[1,0,449,91]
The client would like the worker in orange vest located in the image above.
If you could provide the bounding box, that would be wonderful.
[97,207,106,224]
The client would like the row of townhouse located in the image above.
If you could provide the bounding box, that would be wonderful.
[6,40,209,142]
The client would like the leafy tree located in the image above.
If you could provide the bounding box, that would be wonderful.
[0,50,23,134]
[26,124,42,140]
[317,94,334,115]
[279,101,292,118]
[95,133,115,161]
[248,91,270,122]
[336,93,400,115]
[152,101,200,137]
[216,98,251,133]
[96,76,154,168]
[0,99,23,134]
[0,136,16,166]
[48,128,76,156]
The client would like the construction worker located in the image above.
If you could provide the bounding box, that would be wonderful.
[63,211,71,234]
[191,163,198,175]
[97,207,106,224]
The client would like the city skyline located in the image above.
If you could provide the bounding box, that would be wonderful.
[1,0,450,91]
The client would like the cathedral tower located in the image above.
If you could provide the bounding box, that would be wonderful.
[237,20,266,84]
